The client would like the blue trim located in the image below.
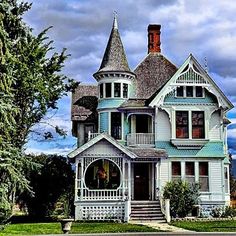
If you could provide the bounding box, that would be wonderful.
[164,90,217,104]
[155,141,225,158]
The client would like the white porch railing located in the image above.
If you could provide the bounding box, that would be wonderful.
[127,133,155,147]
[76,179,129,201]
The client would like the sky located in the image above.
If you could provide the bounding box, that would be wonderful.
[23,0,236,158]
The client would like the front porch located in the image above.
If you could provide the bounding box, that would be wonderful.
[68,133,167,221]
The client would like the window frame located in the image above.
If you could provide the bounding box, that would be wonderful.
[110,112,122,140]
[176,86,204,98]
[175,110,205,140]
[199,162,209,192]
[185,162,195,184]
[114,83,121,97]
[105,83,112,98]
[176,111,189,138]
[171,161,181,181]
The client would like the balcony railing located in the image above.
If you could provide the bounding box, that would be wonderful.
[88,131,100,141]
[127,133,155,147]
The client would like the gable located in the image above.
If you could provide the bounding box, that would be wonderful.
[80,139,125,157]
[68,133,137,159]
[149,54,233,111]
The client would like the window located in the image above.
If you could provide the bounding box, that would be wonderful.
[100,84,103,98]
[177,86,184,97]
[111,112,121,139]
[192,111,205,139]
[185,162,195,184]
[123,83,128,98]
[186,86,193,97]
[85,159,120,189]
[176,111,205,139]
[199,162,209,191]
[176,111,189,138]
[172,162,181,181]
[105,83,111,98]
[196,86,203,97]
[176,86,204,98]
[114,83,121,97]
[224,167,229,193]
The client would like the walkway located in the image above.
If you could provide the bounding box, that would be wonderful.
[130,220,193,232]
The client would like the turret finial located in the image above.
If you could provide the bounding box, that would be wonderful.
[113,11,118,29]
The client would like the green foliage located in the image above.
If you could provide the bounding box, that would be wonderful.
[171,220,236,232]
[163,180,200,218]
[19,155,74,219]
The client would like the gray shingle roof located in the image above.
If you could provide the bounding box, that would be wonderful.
[71,85,98,121]
[95,17,131,74]
[133,53,177,99]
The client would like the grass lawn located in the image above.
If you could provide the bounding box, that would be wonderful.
[0,222,161,235]
[171,220,236,232]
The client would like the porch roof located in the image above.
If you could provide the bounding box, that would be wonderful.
[127,147,168,159]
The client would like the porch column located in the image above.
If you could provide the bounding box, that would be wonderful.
[124,161,131,222]
[155,161,160,199]
[154,106,158,143]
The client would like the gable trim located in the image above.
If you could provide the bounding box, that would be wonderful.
[68,132,137,159]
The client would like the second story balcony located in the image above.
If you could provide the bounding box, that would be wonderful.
[127,133,155,147]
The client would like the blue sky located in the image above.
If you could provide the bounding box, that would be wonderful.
[23,0,236,157]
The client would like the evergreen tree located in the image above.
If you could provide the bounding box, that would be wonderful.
[0,0,77,222]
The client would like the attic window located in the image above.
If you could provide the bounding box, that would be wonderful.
[177,86,184,97]
[186,86,193,97]
[196,86,203,97]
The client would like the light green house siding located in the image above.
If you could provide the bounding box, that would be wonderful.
[99,112,109,133]
[98,99,125,110]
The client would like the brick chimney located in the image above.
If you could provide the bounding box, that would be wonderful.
[148,24,161,53]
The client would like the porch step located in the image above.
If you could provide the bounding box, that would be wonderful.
[130,201,165,222]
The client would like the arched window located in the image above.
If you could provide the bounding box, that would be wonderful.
[85,159,121,189]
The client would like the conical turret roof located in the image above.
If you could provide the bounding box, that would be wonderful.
[96,15,131,73]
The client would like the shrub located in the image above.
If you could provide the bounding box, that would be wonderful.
[163,180,200,218]
[221,206,236,218]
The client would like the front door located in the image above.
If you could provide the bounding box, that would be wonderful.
[133,163,149,200]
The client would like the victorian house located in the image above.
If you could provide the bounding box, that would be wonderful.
[68,16,233,221]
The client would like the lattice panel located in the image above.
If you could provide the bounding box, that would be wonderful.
[80,205,125,221]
